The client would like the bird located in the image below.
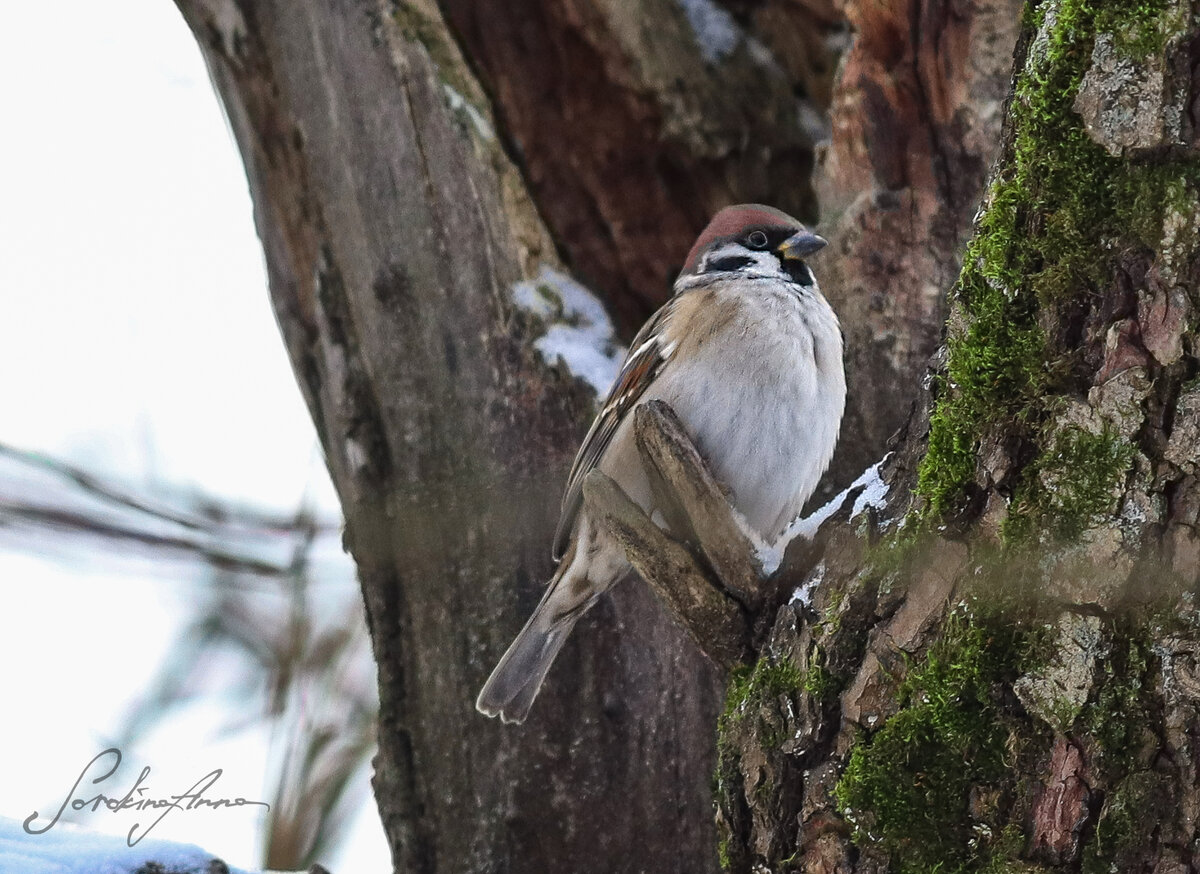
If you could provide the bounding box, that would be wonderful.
[477,204,846,724]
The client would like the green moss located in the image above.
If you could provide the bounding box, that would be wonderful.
[1084,634,1154,774]
[1082,770,1172,873]
[716,835,731,871]
[977,826,1043,873]
[716,655,804,768]
[803,661,837,699]
[714,654,807,869]
[919,0,1093,513]
[834,608,1039,874]
[916,0,1199,520]
[720,648,846,724]
[1074,623,1172,872]
[1002,426,1134,542]
[1096,0,1174,60]
[721,657,803,724]
[829,602,1170,873]
[817,583,846,632]
[1113,162,1200,251]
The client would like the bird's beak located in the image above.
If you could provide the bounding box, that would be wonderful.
[777,230,827,261]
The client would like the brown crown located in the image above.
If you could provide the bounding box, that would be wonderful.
[681,204,804,274]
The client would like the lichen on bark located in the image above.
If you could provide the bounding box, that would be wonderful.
[835,604,1044,874]
[918,0,1200,535]
[716,1,1200,871]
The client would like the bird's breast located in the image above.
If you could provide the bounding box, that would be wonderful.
[649,282,845,540]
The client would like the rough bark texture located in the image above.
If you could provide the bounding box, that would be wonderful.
[582,470,752,670]
[438,0,846,334]
[713,1,1200,870]
[439,0,1020,498]
[811,0,1026,499]
[171,0,1200,871]
[171,1,725,872]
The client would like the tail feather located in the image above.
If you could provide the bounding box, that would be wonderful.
[479,529,625,723]
[477,559,592,724]
[475,615,575,724]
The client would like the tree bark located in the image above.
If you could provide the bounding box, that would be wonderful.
[714,1,1200,870]
[168,0,1200,872]
[437,0,845,334]
[811,0,1025,499]
[171,1,724,872]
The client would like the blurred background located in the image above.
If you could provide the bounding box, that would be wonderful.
[0,0,388,869]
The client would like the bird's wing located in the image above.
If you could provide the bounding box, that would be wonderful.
[552,301,677,559]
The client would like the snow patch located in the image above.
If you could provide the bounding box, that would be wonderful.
[511,266,624,397]
[676,0,741,63]
[754,456,891,574]
[789,560,825,606]
[755,537,784,577]
[781,454,893,545]
[849,460,890,519]
[0,815,254,874]
[441,84,495,142]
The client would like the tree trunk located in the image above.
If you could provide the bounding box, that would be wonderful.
[715,1,1200,870]
[168,0,1200,872]
[171,2,726,872]
[811,0,1025,498]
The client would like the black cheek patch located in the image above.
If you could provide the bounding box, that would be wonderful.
[707,255,753,272]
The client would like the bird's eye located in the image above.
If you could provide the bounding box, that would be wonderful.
[747,230,769,249]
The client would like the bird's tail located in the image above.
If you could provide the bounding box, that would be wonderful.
[476,566,587,724]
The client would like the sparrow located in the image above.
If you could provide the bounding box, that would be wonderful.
[477,204,845,724]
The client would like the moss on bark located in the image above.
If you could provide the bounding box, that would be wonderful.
[917,0,1200,533]
[834,606,1043,873]
[828,600,1188,872]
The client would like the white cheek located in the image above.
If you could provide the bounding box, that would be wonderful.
[701,245,785,278]
[751,251,782,273]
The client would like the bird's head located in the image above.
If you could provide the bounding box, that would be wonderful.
[678,204,827,290]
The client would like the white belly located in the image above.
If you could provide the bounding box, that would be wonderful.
[600,280,845,541]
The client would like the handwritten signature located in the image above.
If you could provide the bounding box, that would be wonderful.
[23,748,270,846]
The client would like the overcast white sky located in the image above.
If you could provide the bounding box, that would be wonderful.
[0,1,387,870]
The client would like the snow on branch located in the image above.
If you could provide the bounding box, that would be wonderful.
[510,266,624,397]
[773,454,893,555]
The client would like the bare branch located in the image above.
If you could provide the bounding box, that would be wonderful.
[582,469,750,670]
[0,500,296,579]
[0,444,339,583]
[0,441,212,531]
[634,401,765,607]
[0,440,340,533]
